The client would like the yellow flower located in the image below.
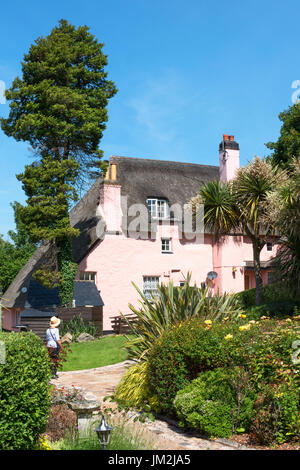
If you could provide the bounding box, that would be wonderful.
[223,317,229,322]
[224,334,233,341]
[239,324,251,331]
[238,314,247,319]
[204,320,212,325]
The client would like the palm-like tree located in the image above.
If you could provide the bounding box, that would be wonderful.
[193,158,280,305]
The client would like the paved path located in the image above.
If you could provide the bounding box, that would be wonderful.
[51,361,252,451]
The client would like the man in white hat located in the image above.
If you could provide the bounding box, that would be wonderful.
[46,316,62,379]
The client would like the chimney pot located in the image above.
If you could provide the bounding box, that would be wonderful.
[223,134,229,141]
[229,135,234,141]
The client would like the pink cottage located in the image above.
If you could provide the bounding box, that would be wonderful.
[3,135,276,333]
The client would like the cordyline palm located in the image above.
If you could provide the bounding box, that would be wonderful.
[195,158,279,305]
[121,272,243,361]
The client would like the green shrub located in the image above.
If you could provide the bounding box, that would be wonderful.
[246,301,300,320]
[147,317,300,416]
[251,382,300,445]
[234,283,296,312]
[147,319,260,414]
[0,331,52,449]
[174,368,256,438]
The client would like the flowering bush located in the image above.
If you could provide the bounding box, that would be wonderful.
[147,315,300,435]
[50,385,85,406]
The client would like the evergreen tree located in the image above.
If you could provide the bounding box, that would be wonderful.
[266,104,300,169]
[1,20,117,305]
[1,19,117,187]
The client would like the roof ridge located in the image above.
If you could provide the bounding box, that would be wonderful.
[110,155,219,169]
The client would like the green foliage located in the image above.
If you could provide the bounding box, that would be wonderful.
[266,103,300,168]
[0,332,52,449]
[271,159,300,298]
[17,157,80,244]
[60,313,97,340]
[122,273,244,361]
[147,319,255,414]
[147,317,300,417]
[174,368,256,438]
[0,202,36,292]
[234,283,299,318]
[115,362,161,413]
[251,382,300,445]
[1,19,117,185]
[57,236,78,306]
[0,235,35,292]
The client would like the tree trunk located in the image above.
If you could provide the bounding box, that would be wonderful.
[253,242,264,305]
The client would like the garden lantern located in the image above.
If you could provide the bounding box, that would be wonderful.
[95,415,113,450]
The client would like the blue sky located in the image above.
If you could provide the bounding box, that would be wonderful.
[0,0,300,236]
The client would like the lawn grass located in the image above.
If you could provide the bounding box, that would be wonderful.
[61,335,131,372]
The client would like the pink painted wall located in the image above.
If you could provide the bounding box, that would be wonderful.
[78,227,215,330]
[2,308,17,330]
[213,235,277,294]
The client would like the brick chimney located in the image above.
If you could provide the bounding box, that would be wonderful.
[219,134,240,183]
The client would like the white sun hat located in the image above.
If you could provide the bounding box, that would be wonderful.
[49,316,60,328]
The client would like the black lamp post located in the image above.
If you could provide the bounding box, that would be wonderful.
[95,415,113,450]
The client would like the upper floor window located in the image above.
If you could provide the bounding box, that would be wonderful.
[79,271,96,282]
[147,198,169,219]
[161,238,172,253]
[143,276,160,300]
[266,242,273,252]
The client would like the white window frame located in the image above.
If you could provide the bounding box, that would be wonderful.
[161,238,172,253]
[79,271,96,282]
[147,198,169,219]
[143,276,160,300]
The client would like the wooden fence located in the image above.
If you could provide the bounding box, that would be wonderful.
[21,306,103,342]
[109,314,139,335]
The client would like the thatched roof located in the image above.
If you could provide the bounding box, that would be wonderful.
[3,155,219,308]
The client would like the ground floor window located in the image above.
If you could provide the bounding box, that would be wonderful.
[79,271,96,282]
[143,276,160,299]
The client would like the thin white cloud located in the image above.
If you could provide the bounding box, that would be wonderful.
[127,69,200,144]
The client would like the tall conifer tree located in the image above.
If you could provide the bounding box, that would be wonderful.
[1,20,117,305]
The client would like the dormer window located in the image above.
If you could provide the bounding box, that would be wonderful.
[147,198,169,219]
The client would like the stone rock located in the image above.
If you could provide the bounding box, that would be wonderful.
[61,332,73,344]
[76,332,95,343]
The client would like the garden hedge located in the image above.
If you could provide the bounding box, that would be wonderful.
[0,331,52,449]
[147,318,300,417]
